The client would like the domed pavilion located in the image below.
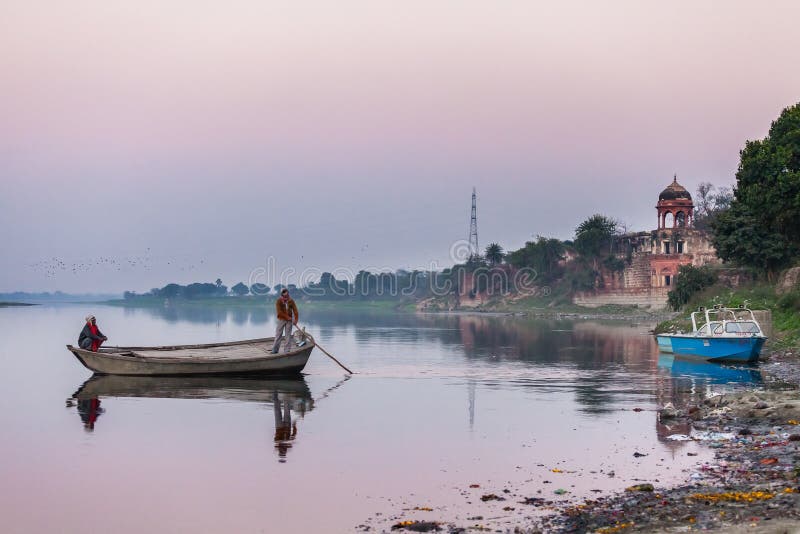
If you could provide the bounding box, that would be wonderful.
[656,175,694,229]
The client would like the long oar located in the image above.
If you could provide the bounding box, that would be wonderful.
[298,325,353,374]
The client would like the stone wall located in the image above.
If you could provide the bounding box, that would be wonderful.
[573,287,670,309]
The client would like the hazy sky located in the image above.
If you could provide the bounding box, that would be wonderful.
[2,1,799,293]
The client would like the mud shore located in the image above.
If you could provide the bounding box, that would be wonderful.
[534,349,800,533]
[382,350,800,534]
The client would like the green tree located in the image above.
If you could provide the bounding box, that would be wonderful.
[484,243,504,265]
[231,282,250,296]
[160,283,183,298]
[506,236,565,283]
[574,214,617,269]
[712,205,792,277]
[712,102,800,278]
[667,265,717,310]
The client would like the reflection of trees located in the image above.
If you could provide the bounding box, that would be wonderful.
[131,304,274,326]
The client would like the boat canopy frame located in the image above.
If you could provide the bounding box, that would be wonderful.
[690,305,764,337]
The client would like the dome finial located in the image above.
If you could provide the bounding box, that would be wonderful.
[673,173,677,183]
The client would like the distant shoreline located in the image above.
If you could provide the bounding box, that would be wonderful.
[104,296,417,312]
[0,302,37,307]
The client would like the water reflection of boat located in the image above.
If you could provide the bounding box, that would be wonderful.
[69,374,315,462]
[657,354,763,385]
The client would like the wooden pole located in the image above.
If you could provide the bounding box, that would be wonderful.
[300,326,353,374]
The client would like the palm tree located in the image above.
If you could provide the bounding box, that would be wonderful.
[485,243,504,266]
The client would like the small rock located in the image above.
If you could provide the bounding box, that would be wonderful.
[755,401,769,410]
[659,403,682,419]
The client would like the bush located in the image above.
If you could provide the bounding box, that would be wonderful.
[667,265,717,310]
[777,289,800,312]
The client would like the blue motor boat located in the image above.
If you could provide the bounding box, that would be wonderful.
[656,306,767,363]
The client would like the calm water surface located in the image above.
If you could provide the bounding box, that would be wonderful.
[0,304,763,533]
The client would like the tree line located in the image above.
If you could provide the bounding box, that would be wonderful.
[123,102,799,305]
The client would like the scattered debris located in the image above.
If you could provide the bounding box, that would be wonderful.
[625,484,654,492]
[391,520,441,532]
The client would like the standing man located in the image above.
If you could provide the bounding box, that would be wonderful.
[271,288,298,354]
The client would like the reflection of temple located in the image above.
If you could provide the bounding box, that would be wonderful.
[69,375,316,462]
[574,176,719,309]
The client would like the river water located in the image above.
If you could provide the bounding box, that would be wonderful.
[0,304,763,532]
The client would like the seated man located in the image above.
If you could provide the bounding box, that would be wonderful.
[78,315,107,351]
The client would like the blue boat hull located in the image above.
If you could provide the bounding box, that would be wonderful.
[656,335,673,353]
[669,336,765,363]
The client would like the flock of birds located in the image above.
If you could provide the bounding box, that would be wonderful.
[28,244,375,280]
[28,249,206,279]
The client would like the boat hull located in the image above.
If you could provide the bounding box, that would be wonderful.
[66,338,314,376]
[669,335,765,363]
[656,335,673,353]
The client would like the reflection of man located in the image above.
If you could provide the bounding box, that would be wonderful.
[271,288,298,354]
[273,392,297,462]
[77,398,103,431]
[78,315,107,351]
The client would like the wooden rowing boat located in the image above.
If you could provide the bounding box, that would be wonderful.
[66,335,315,376]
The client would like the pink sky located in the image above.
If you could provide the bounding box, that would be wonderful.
[1,1,799,292]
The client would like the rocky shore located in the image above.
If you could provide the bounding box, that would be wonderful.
[534,349,800,534]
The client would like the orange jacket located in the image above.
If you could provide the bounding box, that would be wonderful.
[275,297,298,322]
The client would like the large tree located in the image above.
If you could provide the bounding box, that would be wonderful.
[506,236,565,283]
[574,214,617,263]
[484,243,504,265]
[712,103,800,278]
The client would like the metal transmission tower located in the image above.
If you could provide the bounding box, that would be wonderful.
[468,187,479,258]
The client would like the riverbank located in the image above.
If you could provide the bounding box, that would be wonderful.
[540,347,800,533]
[379,349,800,534]
[538,374,800,533]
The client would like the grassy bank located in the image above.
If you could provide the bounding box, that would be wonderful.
[655,282,800,348]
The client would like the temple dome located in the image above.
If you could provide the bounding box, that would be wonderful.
[659,176,692,201]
